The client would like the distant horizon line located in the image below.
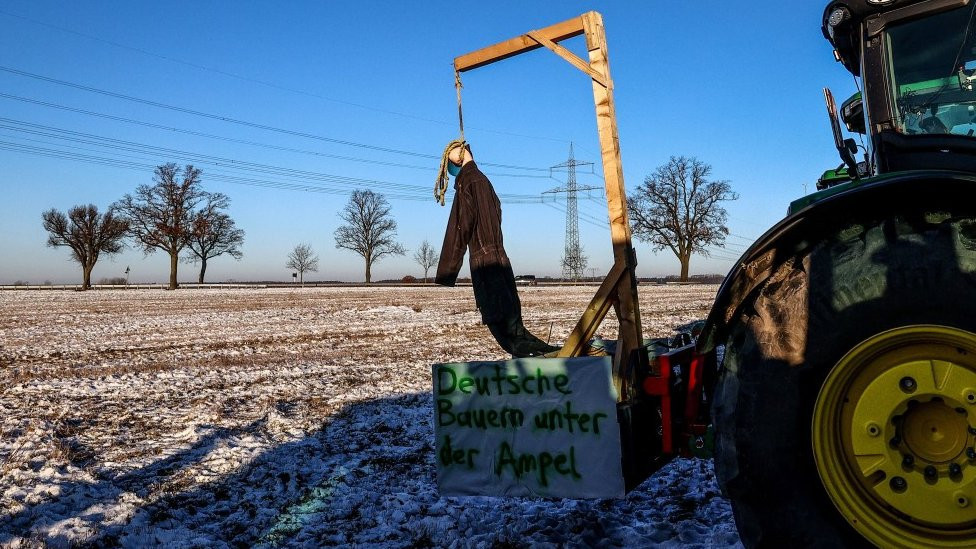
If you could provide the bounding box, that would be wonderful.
[0,273,729,288]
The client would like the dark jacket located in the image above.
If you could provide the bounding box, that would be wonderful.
[435,161,520,324]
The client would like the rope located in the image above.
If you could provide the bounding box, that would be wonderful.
[455,69,465,142]
[433,70,468,206]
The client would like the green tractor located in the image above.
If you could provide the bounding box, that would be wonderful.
[703,0,976,546]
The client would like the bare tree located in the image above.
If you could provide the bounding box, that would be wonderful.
[334,190,405,283]
[561,244,588,282]
[112,163,207,289]
[628,156,737,281]
[185,193,244,283]
[413,240,438,283]
[286,243,319,286]
[41,204,128,289]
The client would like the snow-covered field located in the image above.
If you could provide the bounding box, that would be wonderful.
[0,285,740,548]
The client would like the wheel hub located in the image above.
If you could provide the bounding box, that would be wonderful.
[813,325,976,548]
[902,399,968,463]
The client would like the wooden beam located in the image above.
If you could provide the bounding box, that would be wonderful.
[557,261,626,358]
[525,31,608,88]
[454,16,585,72]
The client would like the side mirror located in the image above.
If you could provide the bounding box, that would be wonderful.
[841,93,866,134]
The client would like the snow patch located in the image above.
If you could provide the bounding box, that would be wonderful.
[0,285,738,547]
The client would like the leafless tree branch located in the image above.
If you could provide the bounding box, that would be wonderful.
[111,163,207,289]
[184,193,245,283]
[413,240,438,283]
[286,243,319,286]
[334,190,405,283]
[628,156,737,281]
[41,204,128,289]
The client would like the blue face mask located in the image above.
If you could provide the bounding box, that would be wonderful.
[447,161,462,177]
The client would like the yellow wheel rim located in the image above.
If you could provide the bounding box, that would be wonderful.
[813,325,976,548]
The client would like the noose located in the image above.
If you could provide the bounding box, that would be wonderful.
[434,69,467,206]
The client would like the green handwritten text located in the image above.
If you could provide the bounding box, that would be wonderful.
[436,365,571,397]
[494,441,581,487]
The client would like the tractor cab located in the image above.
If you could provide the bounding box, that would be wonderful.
[824,0,976,173]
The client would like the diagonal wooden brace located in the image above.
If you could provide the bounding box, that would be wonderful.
[525,31,609,88]
[556,261,626,358]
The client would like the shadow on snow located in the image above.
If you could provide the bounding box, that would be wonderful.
[1,391,738,547]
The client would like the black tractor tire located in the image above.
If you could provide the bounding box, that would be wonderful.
[712,210,976,548]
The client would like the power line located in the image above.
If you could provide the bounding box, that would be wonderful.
[0,140,413,200]
[0,133,571,205]
[0,65,552,173]
[0,8,571,144]
[564,197,612,228]
[728,232,759,242]
[91,163,713,238]
[0,118,565,204]
[0,92,543,179]
[543,201,609,233]
[717,241,749,251]
[0,139,492,202]
[0,121,428,193]
[703,246,742,261]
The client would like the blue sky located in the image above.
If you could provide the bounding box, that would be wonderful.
[0,1,857,284]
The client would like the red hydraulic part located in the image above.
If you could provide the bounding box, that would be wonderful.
[641,343,710,456]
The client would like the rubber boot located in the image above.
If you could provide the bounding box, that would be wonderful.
[487,316,560,358]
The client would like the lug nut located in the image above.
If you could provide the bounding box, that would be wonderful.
[969,426,976,435]
[956,492,970,508]
[890,476,907,492]
[967,448,976,460]
[949,463,962,478]
[900,377,917,393]
[890,436,902,448]
[902,454,915,467]
[925,465,939,480]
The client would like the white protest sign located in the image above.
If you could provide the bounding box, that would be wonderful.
[432,356,624,498]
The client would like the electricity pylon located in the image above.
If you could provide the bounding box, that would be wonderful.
[544,143,598,281]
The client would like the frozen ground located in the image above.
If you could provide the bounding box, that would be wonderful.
[0,285,740,548]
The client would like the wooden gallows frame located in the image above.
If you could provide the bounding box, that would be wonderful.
[454,11,644,399]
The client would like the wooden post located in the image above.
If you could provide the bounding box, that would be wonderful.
[581,12,643,398]
[454,11,643,399]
